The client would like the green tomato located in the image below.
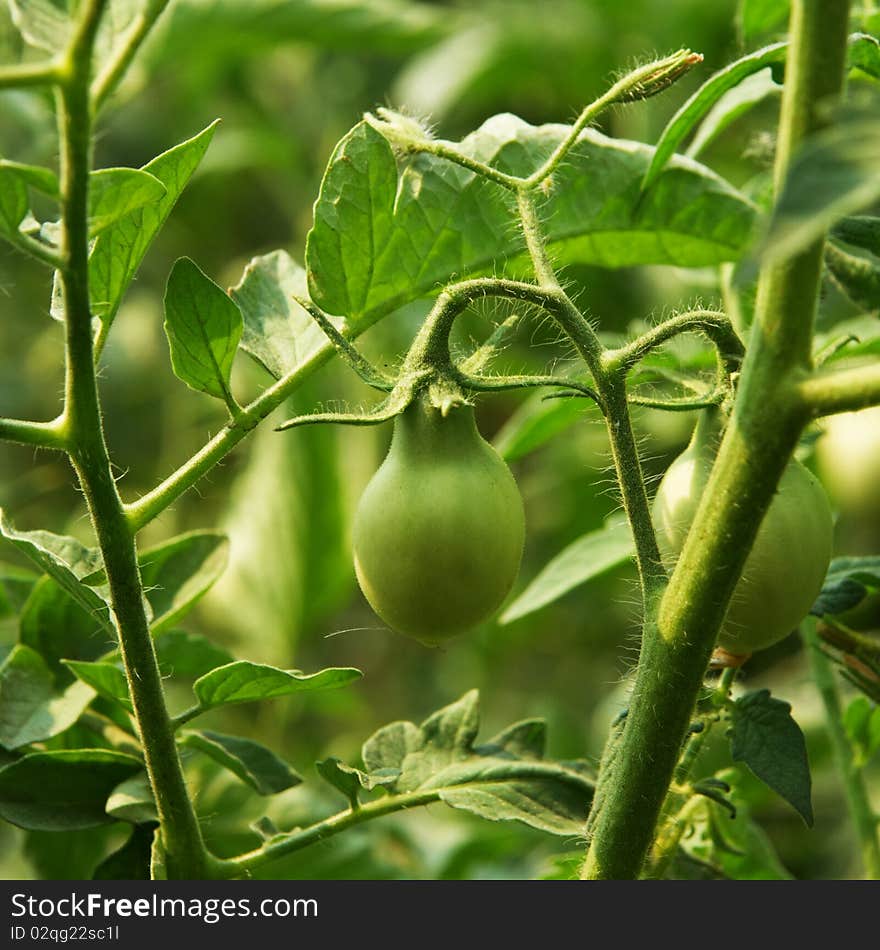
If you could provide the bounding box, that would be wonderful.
[653,428,833,655]
[353,398,525,645]
[816,405,880,521]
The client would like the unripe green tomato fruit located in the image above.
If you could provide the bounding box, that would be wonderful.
[653,431,833,655]
[815,406,880,519]
[352,399,525,645]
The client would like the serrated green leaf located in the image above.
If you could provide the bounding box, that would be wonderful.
[0,160,59,198]
[644,43,787,192]
[308,117,754,322]
[811,555,880,617]
[180,729,301,795]
[88,121,219,326]
[501,520,634,623]
[842,696,880,767]
[361,720,423,774]
[729,690,813,826]
[760,103,880,267]
[192,661,362,711]
[105,771,157,824]
[138,531,229,633]
[0,512,112,634]
[154,629,234,680]
[88,168,167,237]
[230,250,342,380]
[164,257,243,403]
[315,757,365,808]
[92,824,154,880]
[0,645,95,750]
[63,660,132,713]
[0,749,141,830]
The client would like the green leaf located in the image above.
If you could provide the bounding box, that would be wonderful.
[63,660,132,713]
[353,691,594,836]
[8,0,70,53]
[362,720,423,774]
[0,645,95,750]
[88,168,167,237]
[0,166,30,239]
[180,729,302,796]
[308,117,754,322]
[164,257,243,403]
[500,520,635,623]
[230,250,341,380]
[493,391,595,461]
[0,512,112,634]
[92,824,154,880]
[737,0,790,45]
[729,690,813,826]
[19,577,116,679]
[315,757,378,808]
[842,696,880,767]
[849,32,880,79]
[154,629,234,680]
[192,661,362,712]
[139,531,229,633]
[25,826,120,881]
[643,43,787,192]
[0,749,141,830]
[759,103,880,267]
[0,160,59,198]
[811,556,880,617]
[105,771,157,824]
[686,69,781,159]
[88,121,219,326]
[0,563,39,619]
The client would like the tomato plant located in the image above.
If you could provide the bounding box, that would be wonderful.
[0,0,878,887]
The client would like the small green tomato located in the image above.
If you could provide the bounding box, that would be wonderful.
[653,421,834,655]
[352,398,525,645]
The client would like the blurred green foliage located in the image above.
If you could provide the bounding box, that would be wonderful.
[1,0,878,879]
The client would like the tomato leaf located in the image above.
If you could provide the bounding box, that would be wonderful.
[0,749,141,831]
[164,257,243,403]
[192,661,362,712]
[105,771,157,824]
[87,168,167,237]
[825,240,880,311]
[832,216,880,256]
[180,729,302,796]
[811,555,880,617]
[343,691,595,836]
[737,0,790,46]
[500,519,635,624]
[230,249,343,380]
[63,660,132,713]
[308,116,754,321]
[87,121,219,326]
[728,690,813,826]
[153,629,234,680]
[0,646,95,750]
[92,824,155,880]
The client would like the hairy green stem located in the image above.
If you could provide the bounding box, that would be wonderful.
[804,619,880,879]
[0,416,67,450]
[799,361,880,416]
[582,0,852,880]
[56,0,210,880]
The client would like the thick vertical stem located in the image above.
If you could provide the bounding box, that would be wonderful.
[57,1,209,879]
[582,0,851,879]
[804,621,880,879]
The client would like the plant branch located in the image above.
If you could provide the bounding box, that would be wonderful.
[0,60,61,90]
[0,416,67,450]
[804,618,880,879]
[798,361,880,417]
[582,0,852,880]
[56,0,211,880]
[91,0,172,109]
